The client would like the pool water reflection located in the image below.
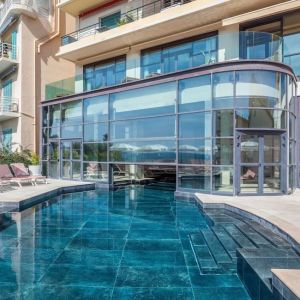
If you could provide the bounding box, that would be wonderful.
[0,186,297,299]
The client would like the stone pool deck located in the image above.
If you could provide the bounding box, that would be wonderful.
[195,190,300,300]
[0,179,95,212]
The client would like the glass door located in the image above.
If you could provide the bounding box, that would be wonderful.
[236,132,283,195]
[61,140,82,180]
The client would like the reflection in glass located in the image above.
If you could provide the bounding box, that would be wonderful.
[178,166,211,190]
[61,101,82,126]
[42,161,48,177]
[179,112,211,138]
[49,161,59,178]
[83,163,108,182]
[62,161,71,178]
[236,71,282,108]
[240,166,258,194]
[264,166,280,193]
[49,142,59,160]
[178,139,211,164]
[213,138,233,165]
[61,125,82,139]
[213,110,234,137]
[49,104,60,127]
[42,107,48,127]
[83,95,108,123]
[213,72,234,108]
[62,141,71,159]
[72,142,81,160]
[178,75,211,112]
[49,127,60,139]
[264,135,280,163]
[110,116,175,140]
[110,140,176,163]
[212,166,233,192]
[72,162,81,179]
[84,123,108,142]
[42,128,48,144]
[241,135,259,163]
[236,109,286,129]
[83,143,107,162]
[110,82,176,120]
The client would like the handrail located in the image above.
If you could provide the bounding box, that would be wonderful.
[0,97,19,113]
[61,0,193,46]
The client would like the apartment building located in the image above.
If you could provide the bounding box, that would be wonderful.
[41,0,300,195]
[0,0,75,153]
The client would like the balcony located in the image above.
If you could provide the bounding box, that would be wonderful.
[0,42,17,74]
[0,0,38,32]
[57,0,229,63]
[47,31,283,100]
[57,0,108,16]
[0,97,19,121]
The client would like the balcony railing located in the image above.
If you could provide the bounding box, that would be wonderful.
[47,32,283,100]
[61,0,193,46]
[0,42,17,60]
[0,0,33,22]
[0,97,19,114]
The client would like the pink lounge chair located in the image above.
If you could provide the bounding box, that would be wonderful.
[0,164,34,187]
[10,163,47,185]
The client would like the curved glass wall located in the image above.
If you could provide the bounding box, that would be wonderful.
[41,68,297,194]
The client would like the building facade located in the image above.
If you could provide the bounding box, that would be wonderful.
[0,0,75,153]
[41,0,300,195]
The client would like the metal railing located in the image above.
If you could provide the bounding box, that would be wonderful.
[0,42,17,60]
[0,0,34,22]
[61,0,193,46]
[0,97,19,113]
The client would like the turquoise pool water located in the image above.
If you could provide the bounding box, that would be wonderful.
[0,186,298,299]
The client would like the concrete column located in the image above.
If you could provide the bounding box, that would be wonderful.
[218,24,240,62]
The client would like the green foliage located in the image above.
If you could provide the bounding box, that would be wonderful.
[0,148,32,166]
[30,153,40,165]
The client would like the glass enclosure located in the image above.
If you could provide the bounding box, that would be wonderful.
[41,68,297,195]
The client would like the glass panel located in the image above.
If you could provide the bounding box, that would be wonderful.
[49,142,59,160]
[179,112,211,138]
[240,166,258,194]
[49,161,59,178]
[110,140,176,163]
[110,82,176,120]
[178,75,211,112]
[212,72,234,108]
[110,116,175,140]
[264,166,280,193]
[42,145,47,160]
[42,128,48,144]
[212,166,233,193]
[83,143,107,162]
[178,166,211,191]
[62,141,71,159]
[100,11,121,29]
[178,139,211,164]
[212,138,233,165]
[264,135,280,163]
[284,53,300,77]
[236,109,286,129]
[83,95,108,123]
[141,50,162,78]
[236,71,282,108]
[61,125,82,139]
[42,107,48,127]
[72,142,81,160]
[213,110,234,137]
[241,135,259,163]
[49,104,60,127]
[49,127,60,139]
[84,123,108,142]
[62,161,71,178]
[42,161,48,177]
[61,101,82,126]
[72,161,81,180]
[83,163,108,182]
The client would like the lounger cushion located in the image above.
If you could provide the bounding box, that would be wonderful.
[10,163,30,177]
[0,164,13,179]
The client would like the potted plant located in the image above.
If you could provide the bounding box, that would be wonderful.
[28,152,41,176]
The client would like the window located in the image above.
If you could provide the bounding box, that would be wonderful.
[100,12,121,30]
[141,34,217,78]
[2,128,12,150]
[84,57,126,91]
[83,96,108,123]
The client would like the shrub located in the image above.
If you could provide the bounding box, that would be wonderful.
[0,148,32,166]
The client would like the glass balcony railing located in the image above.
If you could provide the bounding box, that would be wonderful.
[61,0,193,46]
[47,32,283,100]
[0,42,17,60]
[0,97,19,114]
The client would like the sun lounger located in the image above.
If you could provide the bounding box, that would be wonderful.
[0,164,34,187]
[10,163,47,185]
[0,179,11,192]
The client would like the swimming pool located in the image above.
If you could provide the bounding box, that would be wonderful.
[0,186,298,299]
